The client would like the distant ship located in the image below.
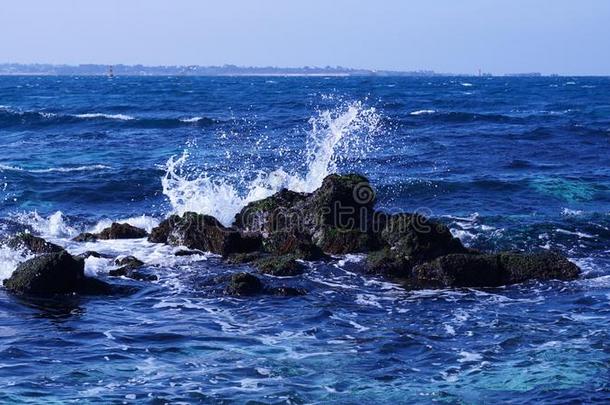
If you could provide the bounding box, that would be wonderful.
[107,65,114,78]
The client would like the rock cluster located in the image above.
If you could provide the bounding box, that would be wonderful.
[1,173,581,297]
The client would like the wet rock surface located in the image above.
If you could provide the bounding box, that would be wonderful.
[3,251,112,295]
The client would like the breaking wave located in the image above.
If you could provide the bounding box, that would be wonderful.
[162,101,381,225]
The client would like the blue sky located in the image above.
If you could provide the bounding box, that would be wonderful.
[1,0,609,75]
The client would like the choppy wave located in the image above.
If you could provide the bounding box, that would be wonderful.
[162,101,381,225]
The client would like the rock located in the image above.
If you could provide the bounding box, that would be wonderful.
[174,249,204,256]
[3,251,112,295]
[98,223,148,240]
[224,272,264,296]
[108,256,156,281]
[312,226,378,254]
[148,215,180,244]
[5,233,64,255]
[225,252,264,265]
[366,213,469,277]
[255,255,306,277]
[234,189,309,234]
[72,232,98,242]
[148,212,261,256]
[366,247,410,277]
[270,286,306,296]
[262,230,327,260]
[76,251,113,259]
[234,174,378,255]
[307,173,376,230]
[109,267,157,281]
[114,256,144,267]
[410,251,581,288]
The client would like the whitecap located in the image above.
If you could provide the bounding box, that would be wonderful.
[179,116,204,123]
[410,109,436,116]
[0,164,110,173]
[73,113,135,121]
[461,82,473,87]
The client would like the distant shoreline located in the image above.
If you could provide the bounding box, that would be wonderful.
[0,63,576,77]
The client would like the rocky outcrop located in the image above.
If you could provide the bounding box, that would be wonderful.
[148,212,261,256]
[3,251,112,295]
[410,251,581,288]
[143,173,581,290]
[73,223,148,242]
[4,233,64,255]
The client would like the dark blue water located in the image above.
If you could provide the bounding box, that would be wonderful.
[1,76,609,403]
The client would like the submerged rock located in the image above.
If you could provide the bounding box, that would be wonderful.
[148,212,261,256]
[224,272,264,296]
[5,233,64,255]
[410,251,581,288]
[3,251,112,295]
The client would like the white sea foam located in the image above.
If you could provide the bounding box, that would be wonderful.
[162,101,381,226]
[73,113,135,121]
[0,164,110,173]
[12,211,78,238]
[0,246,32,282]
[179,116,204,123]
[410,109,436,116]
[461,83,473,87]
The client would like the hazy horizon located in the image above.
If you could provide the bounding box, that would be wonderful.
[1,0,610,75]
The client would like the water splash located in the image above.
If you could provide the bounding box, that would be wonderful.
[162,101,381,226]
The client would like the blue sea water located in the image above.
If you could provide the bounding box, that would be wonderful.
[0,76,609,403]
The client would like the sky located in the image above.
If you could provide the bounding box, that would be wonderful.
[1,0,610,75]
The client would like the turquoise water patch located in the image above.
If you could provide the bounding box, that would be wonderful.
[530,177,596,202]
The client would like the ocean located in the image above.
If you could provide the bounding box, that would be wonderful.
[0,75,609,403]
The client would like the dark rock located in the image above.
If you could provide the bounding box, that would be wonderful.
[410,251,581,288]
[114,256,144,267]
[98,223,148,240]
[307,173,376,230]
[174,249,205,256]
[108,256,156,281]
[148,212,261,256]
[270,286,307,296]
[255,255,306,277]
[262,230,327,260]
[366,247,410,277]
[234,174,378,255]
[312,226,378,254]
[3,251,112,295]
[225,252,264,265]
[109,266,157,281]
[234,189,309,234]
[224,272,264,296]
[5,233,64,254]
[366,213,470,277]
[148,215,180,244]
[76,251,113,259]
[72,232,98,242]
